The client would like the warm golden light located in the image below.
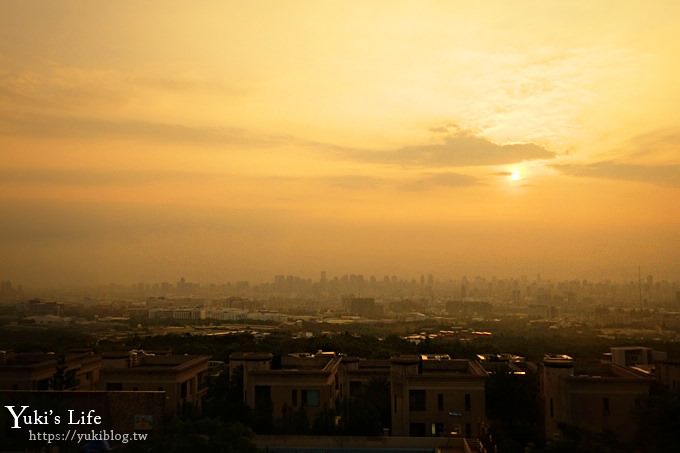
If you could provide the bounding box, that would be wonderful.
[0,1,678,284]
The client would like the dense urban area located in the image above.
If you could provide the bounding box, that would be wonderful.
[1,273,680,452]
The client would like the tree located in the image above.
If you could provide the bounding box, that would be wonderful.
[49,354,78,390]
[149,417,257,453]
[336,397,383,435]
[633,389,680,452]
[362,377,391,430]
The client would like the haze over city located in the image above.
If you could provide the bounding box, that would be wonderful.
[1,1,679,287]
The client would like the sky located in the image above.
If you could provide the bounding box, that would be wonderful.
[1,1,679,287]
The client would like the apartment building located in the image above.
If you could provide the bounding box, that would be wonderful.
[0,350,100,390]
[390,355,487,438]
[609,346,666,369]
[541,354,653,442]
[339,357,391,398]
[655,359,680,391]
[99,350,209,416]
[230,351,342,421]
[230,351,489,438]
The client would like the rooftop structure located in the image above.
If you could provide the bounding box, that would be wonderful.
[230,351,342,422]
[230,352,488,439]
[99,350,209,416]
[476,353,529,375]
[0,350,100,391]
[390,355,487,438]
[541,354,653,442]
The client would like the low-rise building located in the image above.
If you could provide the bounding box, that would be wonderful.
[390,354,487,438]
[230,351,489,439]
[339,357,391,398]
[609,346,666,368]
[0,350,100,391]
[230,351,341,422]
[147,307,206,321]
[541,354,653,442]
[99,350,209,416]
[656,359,680,391]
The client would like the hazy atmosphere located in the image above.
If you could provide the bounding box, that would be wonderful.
[1,1,679,286]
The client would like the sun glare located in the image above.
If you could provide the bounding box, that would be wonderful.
[511,170,521,181]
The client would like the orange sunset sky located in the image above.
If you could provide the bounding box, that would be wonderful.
[1,1,679,286]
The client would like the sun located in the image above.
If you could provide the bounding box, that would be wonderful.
[510,170,522,181]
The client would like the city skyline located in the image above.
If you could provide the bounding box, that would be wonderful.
[1,1,679,286]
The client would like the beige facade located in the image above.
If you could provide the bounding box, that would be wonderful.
[231,351,341,421]
[656,359,680,391]
[339,357,391,398]
[541,354,653,442]
[609,346,666,368]
[232,351,488,439]
[0,350,100,390]
[390,355,487,438]
[99,350,209,416]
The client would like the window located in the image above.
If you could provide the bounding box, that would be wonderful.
[550,398,554,417]
[409,423,426,437]
[432,422,444,437]
[437,393,444,411]
[603,397,610,416]
[255,385,272,407]
[464,393,471,411]
[181,381,188,398]
[291,389,298,407]
[107,383,123,391]
[302,389,320,407]
[465,423,471,438]
[350,381,362,397]
[409,389,426,411]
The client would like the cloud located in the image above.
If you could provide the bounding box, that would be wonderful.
[322,172,478,191]
[555,161,680,187]
[276,172,478,192]
[325,175,386,190]
[343,130,554,167]
[0,110,359,154]
[0,113,283,147]
[397,172,478,191]
[0,168,228,187]
[630,128,680,149]
[0,65,248,112]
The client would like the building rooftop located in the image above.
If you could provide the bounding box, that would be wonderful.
[476,353,525,363]
[543,354,574,367]
[102,351,209,371]
[570,362,653,381]
[0,350,97,368]
[391,355,487,377]
[421,354,452,361]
